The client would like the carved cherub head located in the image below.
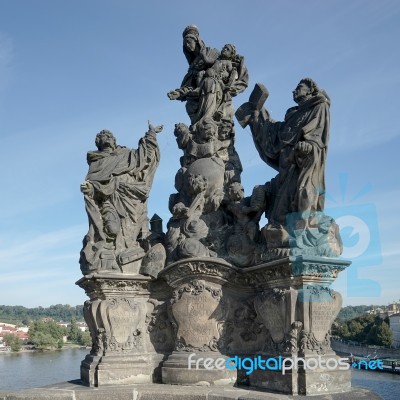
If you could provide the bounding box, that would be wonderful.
[172,202,188,219]
[197,117,218,142]
[218,120,234,140]
[228,182,245,202]
[187,173,208,196]
[221,44,236,60]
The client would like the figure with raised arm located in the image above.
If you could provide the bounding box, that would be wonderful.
[80,122,163,273]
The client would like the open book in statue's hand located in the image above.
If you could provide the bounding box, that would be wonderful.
[235,83,269,128]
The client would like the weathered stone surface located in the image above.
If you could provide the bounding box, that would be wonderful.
[159,256,351,393]
[165,26,253,264]
[4,391,74,400]
[249,359,351,396]
[236,80,342,259]
[160,258,237,385]
[73,26,354,397]
[298,367,351,396]
[2,381,381,400]
[162,357,237,386]
[79,122,165,275]
[76,273,173,386]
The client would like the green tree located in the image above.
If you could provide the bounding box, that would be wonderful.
[348,320,364,341]
[340,323,350,339]
[68,317,80,342]
[22,318,31,326]
[336,312,393,348]
[78,331,92,347]
[376,321,393,347]
[0,304,84,325]
[3,334,22,352]
[30,331,57,349]
[29,320,67,349]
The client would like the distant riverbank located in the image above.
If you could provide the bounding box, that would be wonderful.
[0,343,87,355]
[332,339,400,359]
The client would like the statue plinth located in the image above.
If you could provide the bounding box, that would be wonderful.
[157,255,351,394]
[244,256,351,395]
[159,258,238,386]
[76,272,170,386]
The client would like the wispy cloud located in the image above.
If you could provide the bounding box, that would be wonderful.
[0,224,87,306]
[0,224,85,262]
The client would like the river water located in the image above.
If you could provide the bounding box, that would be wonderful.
[1,349,400,399]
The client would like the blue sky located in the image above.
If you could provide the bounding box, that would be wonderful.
[0,0,399,307]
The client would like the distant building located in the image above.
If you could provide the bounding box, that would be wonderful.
[0,323,29,343]
[389,313,400,347]
[366,303,400,319]
[0,323,17,332]
[77,322,88,332]
[387,303,400,315]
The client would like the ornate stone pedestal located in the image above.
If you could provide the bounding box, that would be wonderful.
[159,258,238,386]
[76,273,163,386]
[76,255,351,395]
[245,256,351,395]
[157,256,351,394]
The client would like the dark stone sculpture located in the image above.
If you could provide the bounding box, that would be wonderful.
[79,122,165,274]
[236,79,343,258]
[166,25,250,264]
[74,27,354,396]
[169,42,248,127]
[167,25,219,124]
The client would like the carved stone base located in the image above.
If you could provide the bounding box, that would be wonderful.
[159,258,239,386]
[76,272,163,387]
[248,355,351,395]
[249,369,298,395]
[162,352,236,386]
[298,365,351,396]
[81,353,160,386]
[76,256,352,394]
[159,256,351,394]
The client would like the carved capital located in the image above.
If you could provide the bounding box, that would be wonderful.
[161,257,239,287]
[76,273,152,299]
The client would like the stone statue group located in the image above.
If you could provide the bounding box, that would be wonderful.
[79,25,343,276]
[76,26,352,395]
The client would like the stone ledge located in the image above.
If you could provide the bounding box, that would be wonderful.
[1,381,382,400]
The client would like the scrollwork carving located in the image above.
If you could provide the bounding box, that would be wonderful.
[299,331,331,355]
